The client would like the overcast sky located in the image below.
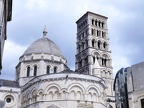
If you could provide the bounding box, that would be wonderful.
[1,0,144,80]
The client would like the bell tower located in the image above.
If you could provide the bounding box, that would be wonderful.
[75,11,113,96]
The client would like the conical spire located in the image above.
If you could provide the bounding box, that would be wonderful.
[43,25,47,37]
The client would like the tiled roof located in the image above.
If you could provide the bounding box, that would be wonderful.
[23,37,65,59]
[0,79,20,88]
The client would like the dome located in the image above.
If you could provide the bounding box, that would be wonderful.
[23,27,65,59]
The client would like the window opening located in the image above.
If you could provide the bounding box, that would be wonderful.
[47,66,50,74]
[27,67,30,77]
[98,41,101,49]
[54,67,57,73]
[141,99,144,108]
[34,66,37,76]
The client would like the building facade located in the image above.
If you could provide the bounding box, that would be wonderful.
[0,0,13,72]
[75,12,114,99]
[0,12,114,108]
[113,68,129,108]
[114,62,144,108]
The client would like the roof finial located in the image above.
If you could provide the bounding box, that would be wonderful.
[43,25,47,37]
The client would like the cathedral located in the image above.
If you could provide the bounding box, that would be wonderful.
[0,12,115,108]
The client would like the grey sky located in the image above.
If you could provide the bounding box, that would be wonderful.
[1,0,144,80]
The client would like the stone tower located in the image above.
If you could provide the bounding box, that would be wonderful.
[75,11,113,96]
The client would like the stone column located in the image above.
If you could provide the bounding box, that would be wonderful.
[99,57,102,66]
[88,28,91,35]
[88,39,91,47]
[100,22,102,28]
[88,55,93,64]
[66,92,69,108]
[97,21,99,27]
[95,41,98,49]
[88,55,93,75]
[100,31,102,37]
[94,41,96,48]
[43,94,46,101]
[84,93,87,101]
[40,59,44,75]
[100,42,102,49]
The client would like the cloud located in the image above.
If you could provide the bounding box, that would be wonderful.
[26,0,49,11]
[1,0,144,80]
[1,40,27,80]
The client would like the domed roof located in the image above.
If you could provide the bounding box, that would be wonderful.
[23,27,65,59]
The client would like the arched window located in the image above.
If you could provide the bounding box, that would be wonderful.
[91,29,94,35]
[93,52,101,66]
[102,55,108,66]
[99,21,101,27]
[92,19,94,25]
[26,93,30,105]
[102,22,105,28]
[32,90,36,103]
[98,41,101,49]
[102,57,107,67]
[54,67,57,73]
[107,71,111,78]
[34,65,37,76]
[95,20,97,26]
[97,30,99,36]
[27,67,30,77]
[93,56,95,64]
[141,98,144,108]
[102,54,110,67]
[47,66,50,74]
[97,30,101,36]
[102,31,105,38]
[92,39,95,47]
[99,30,101,36]
[103,42,108,50]
[39,92,43,100]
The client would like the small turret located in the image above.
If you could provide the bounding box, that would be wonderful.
[43,25,47,37]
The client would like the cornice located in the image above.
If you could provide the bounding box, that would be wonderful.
[21,73,107,92]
